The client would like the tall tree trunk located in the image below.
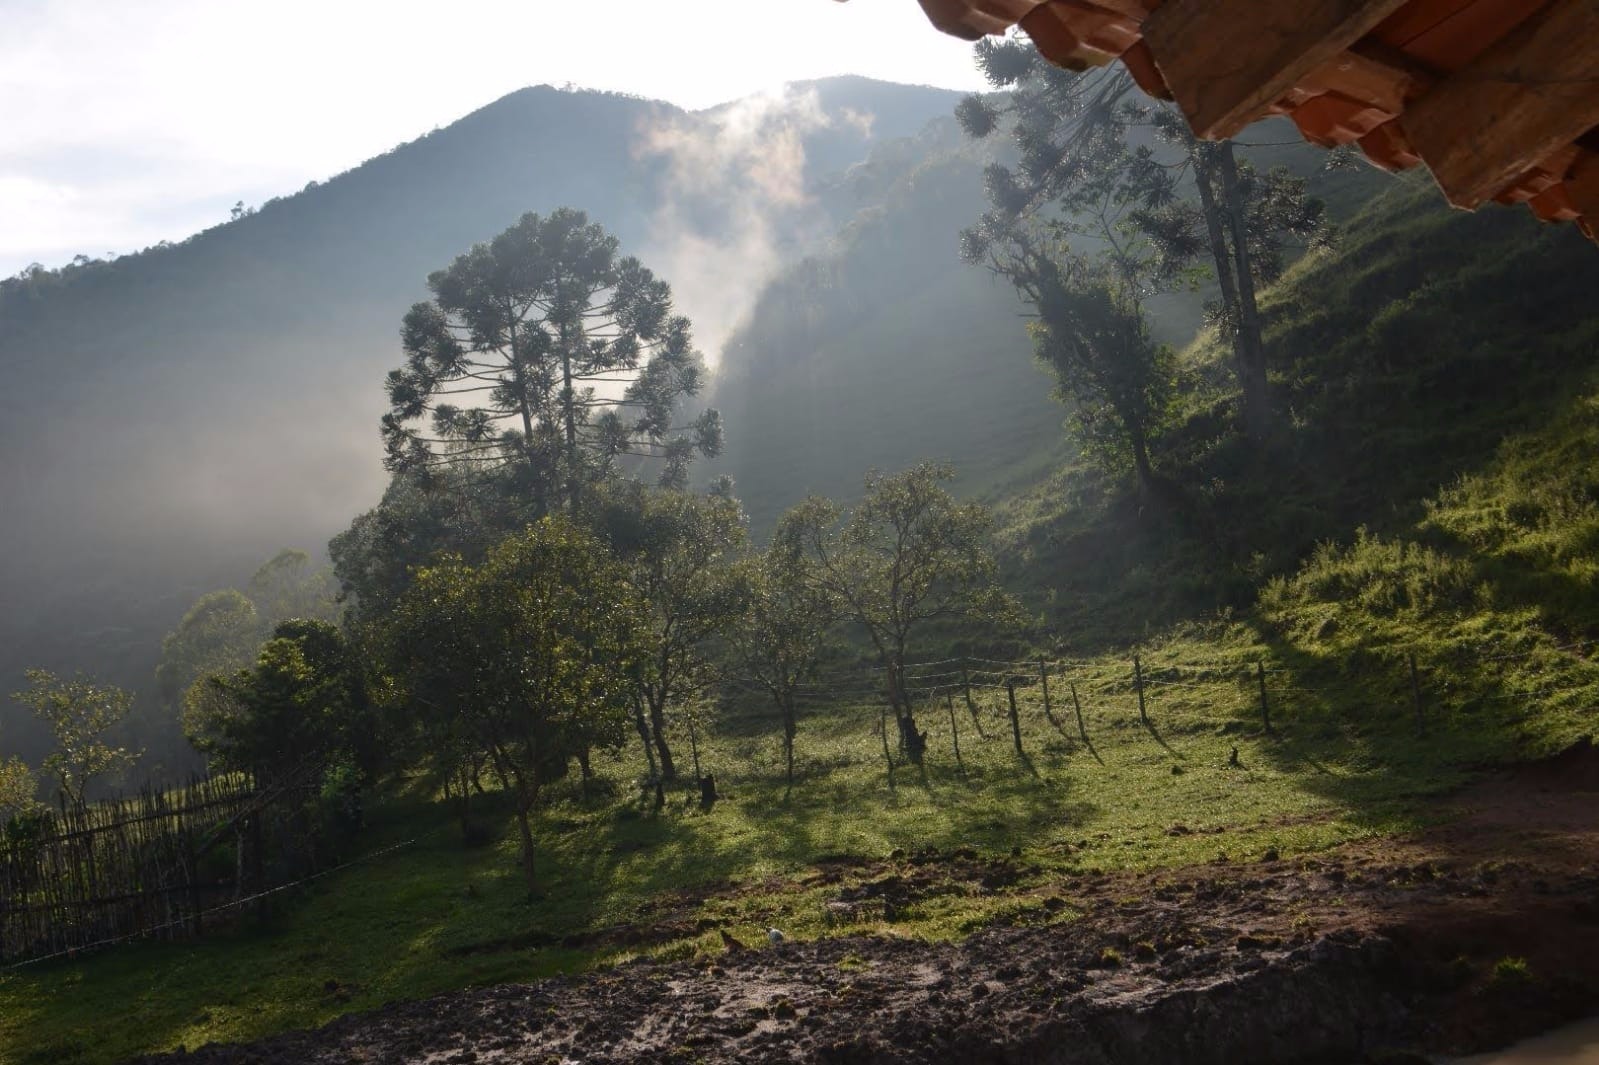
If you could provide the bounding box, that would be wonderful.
[1217,142,1271,438]
[454,762,474,839]
[782,696,797,797]
[1192,145,1268,440]
[878,701,896,788]
[633,697,659,782]
[555,277,581,510]
[647,693,677,781]
[1125,416,1156,496]
[513,803,537,890]
[499,752,539,892]
[687,708,703,782]
[507,317,543,486]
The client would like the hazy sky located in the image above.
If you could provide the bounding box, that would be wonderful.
[0,0,988,277]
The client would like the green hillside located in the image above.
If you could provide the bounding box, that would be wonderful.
[995,175,1599,651]
[5,144,1598,1064]
[706,114,1386,537]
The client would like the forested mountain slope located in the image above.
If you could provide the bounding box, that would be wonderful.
[706,117,1065,534]
[706,114,1384,536]
[0,78,961,759]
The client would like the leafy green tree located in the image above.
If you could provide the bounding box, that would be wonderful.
[381,208,723,510]
[596,485,747,783]
[785,465,1014,776]
[958,37,1324,438]
[11,670,138,809]
[982,232,1176,491]
[192,620,370,788]
[723,522,841,795]
[0,755,40,827]
[156,589,260,708]
[329,468,522,621]
[245,549,339,626]
[158,552,343,767]
[382,518,645,888]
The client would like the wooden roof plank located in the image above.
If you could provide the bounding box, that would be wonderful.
[1395,0,1553,71]
[1399,0,1599,208]
[1141,0,1412,139]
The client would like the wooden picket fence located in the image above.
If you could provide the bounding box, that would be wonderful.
[0,769,320,964]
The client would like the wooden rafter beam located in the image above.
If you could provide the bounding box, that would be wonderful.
[1399,0,1599,209]
[1141,0,1412,139]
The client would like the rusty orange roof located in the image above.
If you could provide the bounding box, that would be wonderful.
[914,0,1599,241]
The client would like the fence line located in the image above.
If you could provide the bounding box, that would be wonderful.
[747,635,1595,702]
[0,764,332,965]
[0,825,441,973]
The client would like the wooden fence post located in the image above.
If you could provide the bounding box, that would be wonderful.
[250,811,266,920]
[962,668,988,739]
[1408,652,1425,735]
[945,692,963,771]
[1006,680,1024,756]
[1257,661,1272,734]
[1134,655,1149,727]
[184,831,203,938]
[1070,681,1089,743]
[1040,657,1066,735]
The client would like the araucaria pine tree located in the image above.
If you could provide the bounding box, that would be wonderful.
[381,208,723,510]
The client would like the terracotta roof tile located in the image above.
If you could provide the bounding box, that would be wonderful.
[911,0,1599,242]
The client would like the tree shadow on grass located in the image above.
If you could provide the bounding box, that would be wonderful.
[1232,608,1599,843]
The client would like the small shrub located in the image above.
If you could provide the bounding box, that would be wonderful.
[1490,956,1532,984]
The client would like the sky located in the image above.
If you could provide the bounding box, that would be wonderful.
[0,0,988,277]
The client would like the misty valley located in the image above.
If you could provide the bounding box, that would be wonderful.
[3,11,1599,1065]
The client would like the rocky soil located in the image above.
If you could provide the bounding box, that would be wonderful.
[135,741,1599,1064]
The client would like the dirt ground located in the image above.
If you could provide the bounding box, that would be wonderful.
[134,740,1599,1064]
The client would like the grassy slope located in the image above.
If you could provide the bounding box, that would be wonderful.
[6,181,1599,1062]
[994,174,1599,649]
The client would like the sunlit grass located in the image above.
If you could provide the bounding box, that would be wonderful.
[9,610,1592,1065]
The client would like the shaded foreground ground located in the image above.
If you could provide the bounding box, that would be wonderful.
[134,742,1599,1064]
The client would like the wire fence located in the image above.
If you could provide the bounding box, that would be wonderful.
[717,634,1598,767]
[9,635,1591,969]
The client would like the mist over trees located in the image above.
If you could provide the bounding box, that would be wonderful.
[0,79,961,774]
[11,671,139,811]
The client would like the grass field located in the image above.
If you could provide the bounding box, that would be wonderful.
[4,601,1594,1065]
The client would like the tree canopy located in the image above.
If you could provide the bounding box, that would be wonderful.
[958,35,1325,440]
[11,670,139,809]
[782,464,1015,774]
[381,208,723,509]
[594,484,748,782]
[380,517,646,887]
[193,620,371,788]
